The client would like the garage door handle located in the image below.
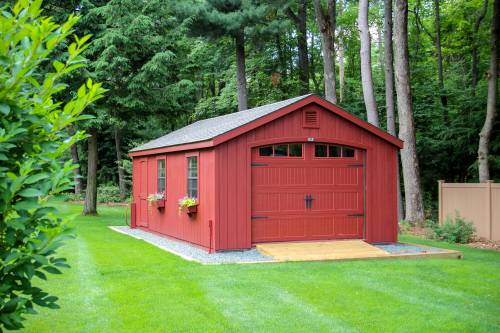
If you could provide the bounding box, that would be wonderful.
[348,213,365,217]
[251,216,269,220]
[304,195,314,208]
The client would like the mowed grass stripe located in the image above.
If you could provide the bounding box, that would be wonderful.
[199,269,358,333]
[21,202,500,333]
[73,208,233,332]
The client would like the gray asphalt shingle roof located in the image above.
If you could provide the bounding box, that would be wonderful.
[130,94,313,152]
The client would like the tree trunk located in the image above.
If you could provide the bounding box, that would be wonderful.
[286,1,309,94]
[394,0,425,224]
[68,126,83,195]
[358,0,379,126]
[298,0,309,94]
[378,24,385,76]
[114,128,127,201]
[384,0,404,221]
[209,76,216,97]
[338,0,345,103]
[313,0,337,103]
[276,35,287,80]
[235,31,248,111]
[70,143,83,195]
[218,80,225,96]
[472,0,489,95]
[309,33,321,94]
[338,37,345,103]
[384,0,396,136]
[83,128,98,215]
[478,0,499,182]
[286,32,294,77]
[434,0,448,109]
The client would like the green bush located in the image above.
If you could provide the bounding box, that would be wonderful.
[61,192,84,202]
[398,220,412,233]
[432,213,476,244]
[424,219,438,229]
[97,185,124,203]
[0,1,105,330]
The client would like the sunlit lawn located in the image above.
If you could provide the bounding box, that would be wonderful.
[22,202,500,332]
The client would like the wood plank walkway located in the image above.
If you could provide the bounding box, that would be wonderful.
[256,240,462,262]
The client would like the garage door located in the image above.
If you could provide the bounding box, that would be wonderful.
[251,142,364,243]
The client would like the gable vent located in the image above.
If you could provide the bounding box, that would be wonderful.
[303,110,319,128]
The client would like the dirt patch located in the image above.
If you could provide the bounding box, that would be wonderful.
[399,226,432,238]
[467,237,500,251]
[400,226,500,252]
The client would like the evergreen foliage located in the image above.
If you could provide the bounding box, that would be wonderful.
[22,0,500,216]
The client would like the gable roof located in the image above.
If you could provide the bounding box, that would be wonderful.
[130,94,313,152]
[130,94,403,155]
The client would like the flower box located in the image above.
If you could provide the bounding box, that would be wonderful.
[178,197,198,217]
[186,205,197,214]
[152,200,165,209]
[148,193,165,211]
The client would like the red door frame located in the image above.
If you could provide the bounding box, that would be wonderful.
[249,140,367,244]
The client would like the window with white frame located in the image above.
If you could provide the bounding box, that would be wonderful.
[187,156,198,198]
[157,159,166,194]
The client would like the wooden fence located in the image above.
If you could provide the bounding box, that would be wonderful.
[438,180,500,241]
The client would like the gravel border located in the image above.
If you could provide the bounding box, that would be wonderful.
[110,226,275,264]
[111,226,452,263]
[374,242,448,254]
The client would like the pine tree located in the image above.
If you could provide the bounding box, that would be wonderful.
[186,0,272,111]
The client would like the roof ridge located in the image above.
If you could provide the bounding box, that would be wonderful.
[190,93,313,124]
[130,94,314,152]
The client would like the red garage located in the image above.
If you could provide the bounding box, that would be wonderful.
[129,94,403,252]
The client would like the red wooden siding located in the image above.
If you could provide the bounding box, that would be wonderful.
[215,103,398,250]
[131,149,216,250]
[214,136,252,250]
[131,100,399,252]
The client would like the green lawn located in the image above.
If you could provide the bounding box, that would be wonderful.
[22,202,500,333]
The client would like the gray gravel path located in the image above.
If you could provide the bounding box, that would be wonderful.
[374,243,448,254]
[110,226,274,264]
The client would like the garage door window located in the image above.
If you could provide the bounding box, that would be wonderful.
[343,147,355,157]
[315,144,355,158]
[329,145,341,157]
[289,144,302,157]
[274,144,288,156]
[259,144,303,157]
[315,144,327,157]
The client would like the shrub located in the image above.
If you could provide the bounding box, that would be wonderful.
[97,184,124,203]
[432,213,476,244]
[0,1,105,330]
[398,220,412,233]
[61,192,84,202]
[424,219,438,229]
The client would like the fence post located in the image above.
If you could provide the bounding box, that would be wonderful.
[487,180,493,239]
[438,180,444,224]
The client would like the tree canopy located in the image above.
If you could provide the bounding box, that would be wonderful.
[32,0,500,216]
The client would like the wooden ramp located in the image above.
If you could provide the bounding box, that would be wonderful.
[256,240,463,262]
[256,240,390,262]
